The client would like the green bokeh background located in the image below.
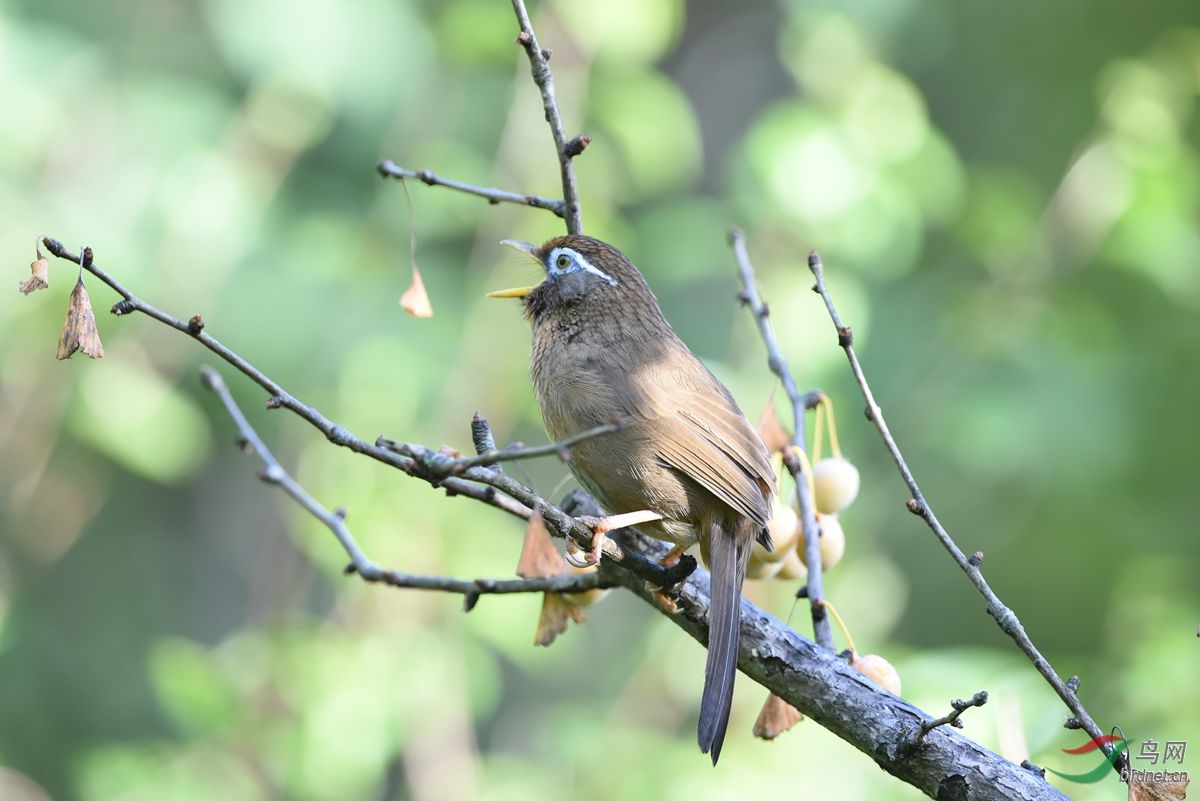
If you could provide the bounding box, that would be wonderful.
[2,1,1197,799]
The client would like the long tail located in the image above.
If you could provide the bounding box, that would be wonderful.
[697,521,751,765]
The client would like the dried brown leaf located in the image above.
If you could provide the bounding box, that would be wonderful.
[1130,774,1189,801]
[57,277,104,360]
[757,401,791,454]
[516,509,564,579]
[534,592,586,647]
[399,265,433,318]
[19,258,49,294]
[752,692,804,740]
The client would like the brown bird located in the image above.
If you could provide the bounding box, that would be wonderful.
[490,235,776,764]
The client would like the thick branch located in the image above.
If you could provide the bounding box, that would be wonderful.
[729,229,833,650]
[376,161,566,218]
[510,0,584,234]
[806,250,1118,776]
[601,521,1068,801]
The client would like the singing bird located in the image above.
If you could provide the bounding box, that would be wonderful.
[490,235,776,763]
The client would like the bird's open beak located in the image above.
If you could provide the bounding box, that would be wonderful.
[486,239,541,298]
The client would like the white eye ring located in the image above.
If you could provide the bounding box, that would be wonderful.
[548,246,618,286]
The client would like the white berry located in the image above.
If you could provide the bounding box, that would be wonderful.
[812,457,860,514]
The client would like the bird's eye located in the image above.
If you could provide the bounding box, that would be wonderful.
[555,253,572,270]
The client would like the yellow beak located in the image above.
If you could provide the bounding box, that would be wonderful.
[486,239,541,298]
[485,285,537,298]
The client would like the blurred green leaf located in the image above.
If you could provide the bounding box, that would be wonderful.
[588,71,701,199]
[149,638,239,737]
[554,0,684,67]
[70,358,211,484]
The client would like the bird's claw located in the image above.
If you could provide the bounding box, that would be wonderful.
[573,509,665,565]
[645,583,681,614]
[564,539,592,568]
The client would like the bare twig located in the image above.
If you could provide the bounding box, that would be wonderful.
[200,364,606,598]
[728,229,833,650]
[917,691,989,739]
[387,418,622,474]
[37,241,692,589]
[37,238,525,524]
[376,4,587,233]
[376,161,566,218]
[806,250,1119,777]
[374,438,693,591]
[510,0,584,234]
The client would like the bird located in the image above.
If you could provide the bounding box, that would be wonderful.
[489,234,776,764]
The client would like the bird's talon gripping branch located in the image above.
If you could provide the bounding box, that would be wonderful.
[576,510,665,564]
[646,584,681,614]
[641,544,689,612]
[563,539,592,568]
[659,544,686,567]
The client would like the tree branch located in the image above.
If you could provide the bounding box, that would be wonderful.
[383,418,622,474]
[32,235,1071,798]
[376,161,566,218]
[199,363,608,598]
[729,228,834,650]
[915,691,989,741]
[601,521,1068,801]
[39,238,700,590]
[376,3,586,233]
[805,250,1119,777]
[375,438,696,591]
[36,237,536,520]
[510,0,585,234]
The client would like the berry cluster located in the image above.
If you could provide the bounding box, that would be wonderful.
[750,396,902,704]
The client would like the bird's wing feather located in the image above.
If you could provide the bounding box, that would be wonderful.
[616,353,774,526]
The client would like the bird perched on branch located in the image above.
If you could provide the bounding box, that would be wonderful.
[489,234,775,764]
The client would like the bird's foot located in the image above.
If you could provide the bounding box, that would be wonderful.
[574,510,664,565]
[643,544,689,613]
[660,544,685,567]
[645,583,681,614]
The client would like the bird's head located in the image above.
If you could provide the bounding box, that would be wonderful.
[488,235,655,322]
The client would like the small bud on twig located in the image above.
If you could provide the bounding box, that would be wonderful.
[563,134,591,158]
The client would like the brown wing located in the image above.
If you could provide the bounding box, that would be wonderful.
[622,349,775,527]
